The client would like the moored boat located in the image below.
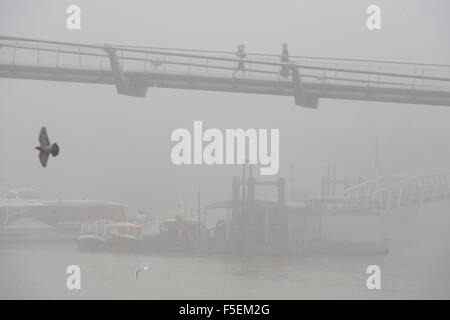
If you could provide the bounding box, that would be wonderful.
[77,220,110,250]
[107,221,144,252]
[77,220,144,252]
[0,188,126,241]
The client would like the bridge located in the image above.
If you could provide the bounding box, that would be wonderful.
[341,170,450,211]
[1,35,450,108]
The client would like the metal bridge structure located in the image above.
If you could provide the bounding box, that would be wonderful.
[341,170,450,211]
[1,35,450,108]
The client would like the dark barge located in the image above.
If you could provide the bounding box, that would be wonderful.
[77,171,388,255]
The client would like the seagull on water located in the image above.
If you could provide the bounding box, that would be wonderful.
[135,262,150,280]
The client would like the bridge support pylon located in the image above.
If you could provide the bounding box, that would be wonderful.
[104,44,148,97]
[291,66,319,108]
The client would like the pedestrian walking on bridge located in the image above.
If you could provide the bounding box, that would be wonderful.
[233,44,247,76]
[280,42,290,78]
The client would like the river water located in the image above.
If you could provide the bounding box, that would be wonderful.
[1,203,450,299]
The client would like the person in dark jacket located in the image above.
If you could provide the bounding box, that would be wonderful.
[280,42,290,78]
[233,44,247,75]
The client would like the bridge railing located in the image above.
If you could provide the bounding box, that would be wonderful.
[1,35,450,92]
[0,40,283,79]
[112,43,450,90]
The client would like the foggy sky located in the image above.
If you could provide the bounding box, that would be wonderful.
[1,0,449,216]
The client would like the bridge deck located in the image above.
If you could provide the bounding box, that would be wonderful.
[2,63,450,107]
[1,35,450,107]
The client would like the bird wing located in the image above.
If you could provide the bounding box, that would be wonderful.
[39,151,49,168]
[39,127,50,147]
[135,268,140,280]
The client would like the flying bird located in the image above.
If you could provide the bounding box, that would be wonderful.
[135,262,150,280]
[35,127,59,168]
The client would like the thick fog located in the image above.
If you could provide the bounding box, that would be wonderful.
[2,0,450,301]
[1,0,449,215]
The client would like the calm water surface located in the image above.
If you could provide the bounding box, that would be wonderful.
[1,204,450,299]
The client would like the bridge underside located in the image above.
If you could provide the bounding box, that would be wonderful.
[1,64,450,107]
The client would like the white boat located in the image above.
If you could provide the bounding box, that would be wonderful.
[77,220,144,252]
[0,188,126,241]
